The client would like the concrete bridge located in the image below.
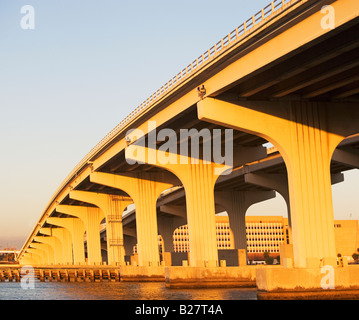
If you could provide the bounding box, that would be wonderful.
[107,140,357,264]
[18,0,359,296]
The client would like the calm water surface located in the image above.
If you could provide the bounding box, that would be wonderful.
[0,281,258,300]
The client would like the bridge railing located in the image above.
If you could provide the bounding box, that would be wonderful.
[68,0,299,175]
[21,0,302,257]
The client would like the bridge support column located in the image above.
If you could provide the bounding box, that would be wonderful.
[40,227,73,265]
[198,98,359,268]
[34,236,63,265]
[158,206,187,266]
[47,217,86,265]
[90,172,173,267]
[28,244,50,265]
[215,190,276,262]
[69,190,133,266]
[179,162,220,267]
[123,233,137,263]
[56,205,104,265]
[125,143,266,267]
[244,172,294,265]
[23,251,42,265]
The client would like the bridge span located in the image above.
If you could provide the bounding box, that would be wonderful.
[18,0,359,296]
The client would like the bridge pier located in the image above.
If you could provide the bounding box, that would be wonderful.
[215,190,276,261]
[34,236,63,265]
[157,210,186,266]
[25,249,43,265]
[29,243,51,265]
[198,98,359,268]
[165,266,257,288]
[69,190,133,266]
[40,227,73,265]
[55,205,104,265]
[120,265,165,282]
[125,143,267,268]
[256,266,359,299]
[198,97,359,294]
[123,233,137,263]
[47,217,86,265]
[90,171,174,267]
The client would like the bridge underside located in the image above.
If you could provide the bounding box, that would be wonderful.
[19,0,359,296]
[214,17,359,102]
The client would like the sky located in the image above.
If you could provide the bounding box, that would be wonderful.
[0,0,358,249]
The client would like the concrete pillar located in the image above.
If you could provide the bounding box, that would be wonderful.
[158,205,187,252]
[34,236,63,265]
[69,190,133,266]
[157,212,186,266]
[198,98,359,268]
[215,190,275,253]
[123,234,137,263]
[40,227,73,265]
[30,252,43,265]
[90,171,174,267]
[125,143,266,267]
[28,246,48,265]
[56,205,104,265]
[31,242,54,265]
[244,172,293,247]
[19,253,32,265]
[47,217,86,265]
[22,251,41,265]
[158,205,187,266]
[181,162,221,267]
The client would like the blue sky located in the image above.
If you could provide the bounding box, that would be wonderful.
[0,0,358,249]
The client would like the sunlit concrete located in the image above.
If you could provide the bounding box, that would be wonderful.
[17,0,359,296]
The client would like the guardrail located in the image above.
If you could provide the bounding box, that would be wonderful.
[61,0,300,186]
[20,0,302,258]
[80,0,299,168]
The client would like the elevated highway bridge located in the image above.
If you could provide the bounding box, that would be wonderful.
[17,0,359,294]
[116,138,358,261]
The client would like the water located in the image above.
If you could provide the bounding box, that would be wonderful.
[0,281,258,300]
